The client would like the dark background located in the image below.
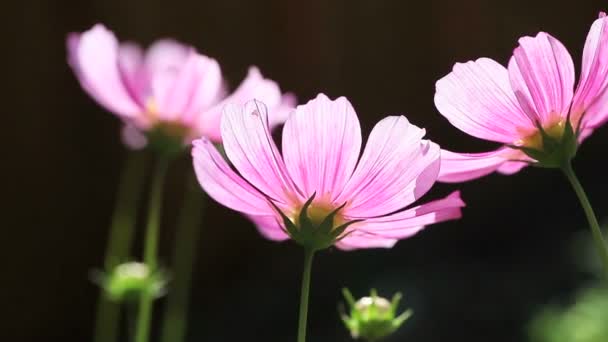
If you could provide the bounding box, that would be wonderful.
[5,0,608,341]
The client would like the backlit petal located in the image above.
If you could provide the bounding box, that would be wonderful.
[200,67,286,141]
[221,101,297,204]
[339,116,440,217]
[508,32,575,124]
[348,191,464,239]
[155,52,223,122]
[282,94,362,200]
[573,14,608,116]
[67,25,140,117]
[435,58,532,143]
[336,191,464,250]
[191,138,274,216]
[437,148,529,183]
[247,214,290,241]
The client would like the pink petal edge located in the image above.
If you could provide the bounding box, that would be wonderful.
[437,148,529,183]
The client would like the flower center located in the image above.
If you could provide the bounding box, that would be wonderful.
[294,201,345,228]
[143,98,191,138]
[270,194,359,251]
[516,120,566,150]
[141,98,192,155]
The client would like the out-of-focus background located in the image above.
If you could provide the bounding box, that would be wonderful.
[5,0,608,341]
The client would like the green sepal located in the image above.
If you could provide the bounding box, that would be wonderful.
[266,196,298,237]
[298,192,317,229]
[266,193,362,251]
[331,219,364,241]
[343,288,357,308]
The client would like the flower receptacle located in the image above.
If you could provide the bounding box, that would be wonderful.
[146,122,190,157]
[516,119,578,168]
[268,193,361,251]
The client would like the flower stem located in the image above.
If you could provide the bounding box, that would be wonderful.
[297,248,315,342]
[160,171,206,342]
[94,151,147,342]
[134,156,170,342]
[562,163,608,278]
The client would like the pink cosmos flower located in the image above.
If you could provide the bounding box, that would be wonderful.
[192,94,464,250]
[67,24,294,149]
[435,13,608,182]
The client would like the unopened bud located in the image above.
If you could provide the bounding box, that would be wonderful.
[341,288,412,341]
[95,262,167,302]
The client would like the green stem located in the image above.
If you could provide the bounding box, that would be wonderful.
[297,248,315,342]
[94,151,148,342]
[562,163,608,278]
[160,171,206,342]
[134,156,170,342]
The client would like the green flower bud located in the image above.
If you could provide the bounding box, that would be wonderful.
[96,262,167,302]
[341,288,412,341]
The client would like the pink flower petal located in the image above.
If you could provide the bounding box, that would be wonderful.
[147,48,192,119]
[191,138,274,216]
[331,192,464,250]
[434,58,532,144]
[347,191,464,239]
[121,123,148,150]
[496,159,529,175]
[144,39,190,76]
[282,94,362,200]
[117,42,147,110]
[268,92,297,130]
[338,116,440,218]
[199,67,287,142]
[335,233,398,251]
[220,101,297,204]
[67,24,141,117]
[508,33,575,124]
[180,56,224,120]
[437,148,529,183]
[67,33,84,79]
[572,13,608,120]
[246,214,290,241]
[155,52,223,122]
[584,88,608,130]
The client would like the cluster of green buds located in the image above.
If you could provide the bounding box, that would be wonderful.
[341,288,412,341]
[93,261,168,302]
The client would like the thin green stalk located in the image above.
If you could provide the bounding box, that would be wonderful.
[297,248,315,342]
[94,151,147,342]
[562,163,608,278]
[135,156,170,342]
[160,171,206,342]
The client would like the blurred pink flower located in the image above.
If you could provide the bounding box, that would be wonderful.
[67,24,294,149]
[435,13,608,182]
[192,94,464,250]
